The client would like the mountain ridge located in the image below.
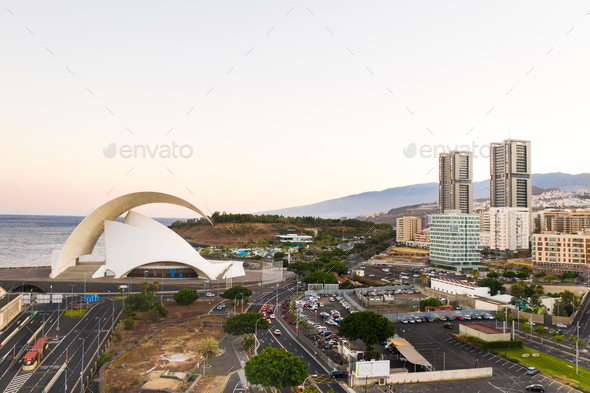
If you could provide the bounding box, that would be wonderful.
[257,172,590,219]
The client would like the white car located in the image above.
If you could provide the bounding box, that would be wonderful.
[329,297,335,302]
[327,320,339,326]
[401,318,408,324]
[206,293,215,297]
[320,312,330,317]
[556,323,567,329]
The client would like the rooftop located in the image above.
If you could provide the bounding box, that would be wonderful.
[461,322,503,335]
[431,276,479,288]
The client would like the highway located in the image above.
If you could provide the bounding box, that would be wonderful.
[0,298,123,393]
[248,282,346,393]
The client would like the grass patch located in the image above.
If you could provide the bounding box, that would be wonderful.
[498,346,590,392]
[62,309,89,317]
[111,296,125,299]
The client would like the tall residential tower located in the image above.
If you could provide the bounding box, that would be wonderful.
[439,151,473,214]
[489,139,531,209]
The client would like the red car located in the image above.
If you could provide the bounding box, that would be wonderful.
[455,315,464,320]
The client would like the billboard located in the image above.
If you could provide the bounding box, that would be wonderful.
[85,294,99,302]
[355,360,390,377]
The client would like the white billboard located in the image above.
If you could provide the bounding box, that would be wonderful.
[355,360,390,377]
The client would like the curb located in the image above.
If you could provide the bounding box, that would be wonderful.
[218,368,242,393]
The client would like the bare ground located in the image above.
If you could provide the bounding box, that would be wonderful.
[104,299,226,393]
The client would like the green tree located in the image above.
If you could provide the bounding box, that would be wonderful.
[244,347,308,391]
[470,269,480,281]
[543,274,558,284]
[224,312,270,336]
[338,311,395,351]
[243,336,256,352]
[521,323,532,334]
[324,261,349,276]
[152,281,160,296]
[303,271,338,285]
[516,271,529,280]
[487,271,499,279]
[274,251,286,260]
[125,293,154,312]
[141,281,152,294]
[222,286,253,300]
[503,271,517,279]
[478,278,505,296]
[173,288,199,305]
[533,272,545,281]
[339,280,354,289]
[287,261,310,276]
[419,297,443,312]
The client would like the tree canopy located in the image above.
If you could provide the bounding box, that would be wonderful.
[125,292,154,312]
[486,271,499,279]
[224,312,270,336]
[244,347,308,390]
[338,311,395,351]
[419,297,443,311]
[173,288,199,305]
[478,278,505,296]
[222,285,253,300]
[324,261,349,276]
[303,271,338,284]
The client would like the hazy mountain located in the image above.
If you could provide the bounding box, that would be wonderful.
[257,173,590,219]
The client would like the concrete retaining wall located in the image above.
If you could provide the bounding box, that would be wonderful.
[351,367,493,386]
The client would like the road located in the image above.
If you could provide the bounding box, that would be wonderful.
[248,282,346,393]
[0,298,123,393]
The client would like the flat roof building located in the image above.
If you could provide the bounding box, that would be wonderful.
[490,139,531,210]
[431,276,490,297]
[532,231,590,278]
[396,216,422,242]
[459,323,507,342]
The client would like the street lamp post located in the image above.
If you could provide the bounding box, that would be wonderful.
[254,317,265,354]
[79,337,85,393]
[83,273,87,310]
[69,285,76,317]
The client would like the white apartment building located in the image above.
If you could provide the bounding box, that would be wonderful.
[429,210,481,272]
[488,207,531,251]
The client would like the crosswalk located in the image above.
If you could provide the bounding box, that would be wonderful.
[3,373,32,393]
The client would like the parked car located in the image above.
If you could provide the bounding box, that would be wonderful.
[439,316,447,321]
[525,384,545,392]
[526,367,539,376]
[447,316,455,321]
[556,323,567,329]
[455,315,464,320]
[206,293,215,297]
[401,318,409,324]
[443,323,453,329]
[425,316,434,322]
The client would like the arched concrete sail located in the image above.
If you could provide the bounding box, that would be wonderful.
[50,191,212,278]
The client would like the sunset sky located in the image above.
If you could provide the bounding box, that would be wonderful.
[2,1,590,218]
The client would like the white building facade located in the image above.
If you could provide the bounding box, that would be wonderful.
[488,207,531,251]
[429,210,481,272]
[431,276,490,296]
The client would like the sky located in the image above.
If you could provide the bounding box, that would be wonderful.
[2,1,590,218]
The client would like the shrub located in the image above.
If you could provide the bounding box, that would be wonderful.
[112,331,122,343]
[125,293,153,312]
[243,337,255,351]
[153,303,168,317]
[465,335,522,349]
[98,352,112,367]
[124,318,136,330]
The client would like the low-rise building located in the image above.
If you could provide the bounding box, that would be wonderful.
[488,207,531,252]
[459,323,506,341]
[430,276,490,297]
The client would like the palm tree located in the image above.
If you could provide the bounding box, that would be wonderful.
[199,337,219,376]
[553,334,565,350]
[420,274,429,287]
[470,269,480,281]
[141,281,150,294]
[535,326,546,344]
[152,281,160,295]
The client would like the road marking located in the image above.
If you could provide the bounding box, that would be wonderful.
[483,353,490,358]
[556,386,564,391]
[508,364,516,369]
[495,358,503,363]
[548,381,555,387]
[502,361,509,366]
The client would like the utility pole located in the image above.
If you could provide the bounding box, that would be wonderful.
[79,338,85,393]
[69,285,76,317]
[83,273,87,310]
[576,322,580,375]
[96,317,101,356]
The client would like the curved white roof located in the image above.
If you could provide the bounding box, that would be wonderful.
[91,211,243,279]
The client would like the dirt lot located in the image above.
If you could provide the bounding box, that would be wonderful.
[105,299,226,393]
[387,247,430,255]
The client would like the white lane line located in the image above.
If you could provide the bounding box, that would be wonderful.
[495,358,503,363]
[508,364,516,369]
[483,353,490,358]
[548,381,555,387]
[502,361,509,366]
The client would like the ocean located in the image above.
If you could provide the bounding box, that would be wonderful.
[0,215,177,268]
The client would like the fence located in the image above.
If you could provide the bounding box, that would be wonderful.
[298,331,339,371]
